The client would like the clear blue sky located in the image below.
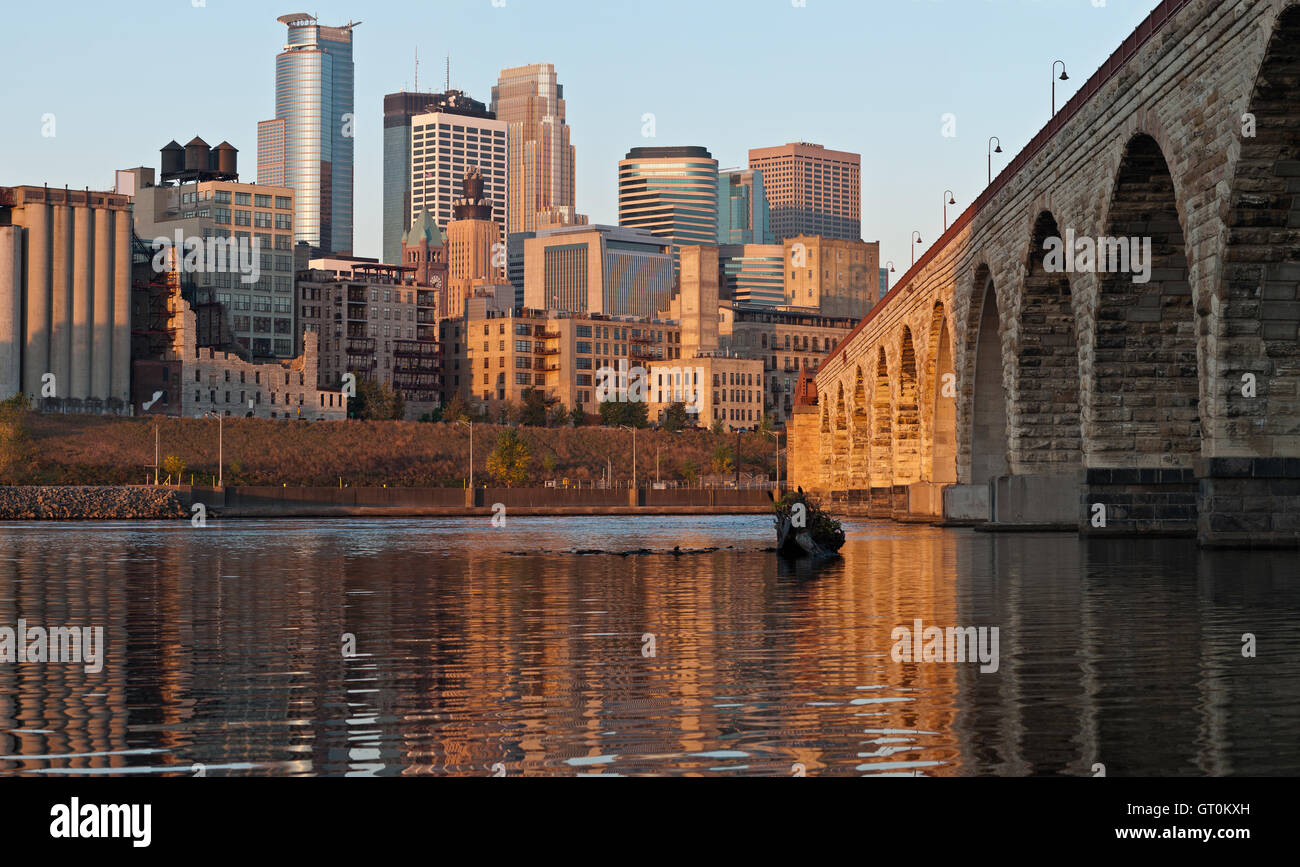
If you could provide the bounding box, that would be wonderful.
[1,0,1159,269]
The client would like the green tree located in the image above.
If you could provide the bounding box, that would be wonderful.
[520,389,549,427]
[351,378,405,420]
[542,453,557,475]
[678,458,700,486]
[486,428,531,487]
[0,394,31,485]
[660,402,690,433]
[569,406,587,427]
[711,443,734,476]
[598,400,649,428]
[710,416,726,435]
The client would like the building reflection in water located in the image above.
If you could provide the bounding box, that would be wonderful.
[0,518,1296,776]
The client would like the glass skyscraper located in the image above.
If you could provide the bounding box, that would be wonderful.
[258,13,357,255]
[717,169,773,246]
[618,146,718,273]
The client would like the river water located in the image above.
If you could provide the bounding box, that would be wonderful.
[0,516,1295,777]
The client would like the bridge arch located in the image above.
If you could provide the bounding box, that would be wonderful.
[926,301,957,484]
[1016,210,1083,471]
[896,327,922,484]
[968,265,1010,484]
[1089,132,1201,467]
[1216,4,1300,453]
[871,347,894,487]
[850,366,871,488]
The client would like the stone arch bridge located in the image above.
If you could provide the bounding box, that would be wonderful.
[789,0,1300,547]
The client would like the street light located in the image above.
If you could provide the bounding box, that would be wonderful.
[619,425,637,490]
[1052,60,1070,116]
[457,419,474,490]
[988,137,1003,186]
[911,231,923,268]
[203,411,223,488]
[943,190,956,231]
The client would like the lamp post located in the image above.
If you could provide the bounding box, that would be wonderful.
[911,231,923,268]
[619,425,637,490]
[988,137,1003,186]
[943,190,956,231]
[203,412,223,488]
[457,419,474,490]
[1052,61,1070,116]
[884,261,896,293]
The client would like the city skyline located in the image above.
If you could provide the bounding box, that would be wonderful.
[4,0,1159,272]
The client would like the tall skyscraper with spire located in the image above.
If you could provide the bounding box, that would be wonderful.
[258,13,358,255]
[491,64,581,234]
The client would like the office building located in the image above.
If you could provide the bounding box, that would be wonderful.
[409,107,508,246]
[121,140,297,361]
[492,63,581,235]
[297,262,440,417]
[784,235,880,319]
[618,146,718,270]
[0,185,133,409]
[257,13,358,255]
[717,168,772,245]
[442,300,681,418]
[522,225,673,319]
[749,142,861,242]
[718,244,785,307]
[384,89,494,265]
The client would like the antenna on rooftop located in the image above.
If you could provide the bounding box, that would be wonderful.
[446,56,451,92]
[414,47,419,93]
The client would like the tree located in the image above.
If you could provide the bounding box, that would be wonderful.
[598,399,649,428]
[710,416,726,435]
[162,454,187,484]
[711,443,734,476]
[542,453,557,475]
[569,406,587,427]
[442,393,471,425]
[520,389,549,427]
[660,402,690,433]
[548,403,571,427]
[486,428,531,487]
[678,458,700,486]
[0,394,31,485]
[352,378,405,420]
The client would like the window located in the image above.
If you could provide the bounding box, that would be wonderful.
[254,194,271,208]
[275,196,291,210]
[235,192,251,205]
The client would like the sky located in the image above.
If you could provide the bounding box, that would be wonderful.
[0,0,1160,276]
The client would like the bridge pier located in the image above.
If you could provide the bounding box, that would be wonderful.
[1197,458,1300,548]
[1079,468,1198,538]
[980,473,1082,532]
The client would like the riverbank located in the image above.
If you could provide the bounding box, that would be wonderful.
[0,485,776,520]
[0,486,187,520]
[5,413,778,488]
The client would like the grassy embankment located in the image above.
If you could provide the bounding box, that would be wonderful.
[6,413,779,488]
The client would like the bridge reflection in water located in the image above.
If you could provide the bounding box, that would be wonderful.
[0,518,1295,777]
